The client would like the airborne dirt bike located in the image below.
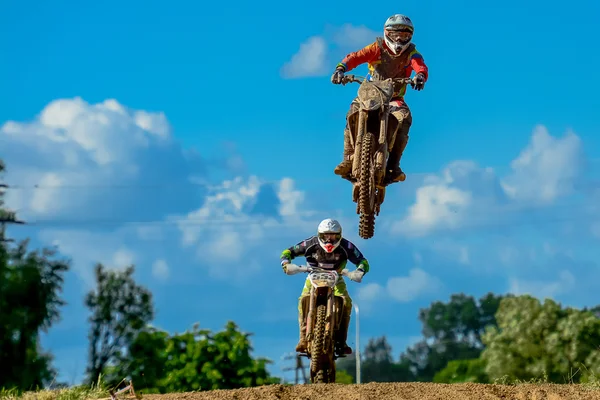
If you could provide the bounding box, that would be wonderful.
[340,74,417,239]
[284,263,358,384]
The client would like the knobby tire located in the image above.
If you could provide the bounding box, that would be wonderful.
[358,133,376,239]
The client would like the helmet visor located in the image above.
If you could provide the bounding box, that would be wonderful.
[319,232,341,244]
[385,29,413,44]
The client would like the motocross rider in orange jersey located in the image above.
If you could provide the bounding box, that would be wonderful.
[331,14,429,183]
[280,218,369,356]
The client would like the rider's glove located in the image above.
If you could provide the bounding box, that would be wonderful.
[331,65,345,84]
[347,268,365,283]
[411,73,426,91]
[281,259,290,273]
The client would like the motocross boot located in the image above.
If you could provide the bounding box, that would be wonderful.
[335,306,353,356]
[334,128,354,179]
[386,129,409,183]
[296,312,308,353]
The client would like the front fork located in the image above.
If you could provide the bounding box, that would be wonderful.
[305,287,337,353]
[350,111,366,177]
[376,108,390,183]
[350,108,390,208]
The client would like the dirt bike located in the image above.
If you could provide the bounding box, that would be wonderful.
[284,264,356,384]
[340,74,417,239]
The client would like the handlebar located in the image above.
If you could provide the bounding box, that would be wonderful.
[341,74,415,86]
[284,263,349,277]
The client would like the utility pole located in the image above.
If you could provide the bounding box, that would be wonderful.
[281,352,308,384]
[354,303,361,384]
[0,163,25,243]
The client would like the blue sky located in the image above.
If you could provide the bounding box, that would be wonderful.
[1,0,600,385]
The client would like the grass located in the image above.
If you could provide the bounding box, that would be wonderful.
[0,386,108,400]
[0,376,111,400]
[2,368,600,399]
[491,364,600,391]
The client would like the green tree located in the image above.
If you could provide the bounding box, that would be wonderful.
[0,242,70,390]
[160,322,278,391]
[400,292,506,381]
[85,263,154,384]
[337,336,414,383]
[433,358,488,383]
[335,370,353,384]
[361,337,413,382]
[0,160,70,390]
[115,327,169,392]
[481,295,600,383]
[116,321,279,392]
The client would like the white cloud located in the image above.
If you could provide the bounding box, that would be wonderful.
[1,96,316,287]
[112,248,135,267]
[508,270,576,300]
[357,282,381,303]
[502,125,583,203]
[391,126,585,237]
[330,23,378,49]
[394,183,472,236]
[173,175,315,279]
[278,177,305,216]
[357,268,442,304]
[152,259,169,280]
[280,36,328,78]
[0,96,244,224]
[280,24,379,79]
[387,268,442,302]
[29,172,63,214]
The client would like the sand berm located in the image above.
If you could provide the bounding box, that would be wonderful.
[145,382,600,400]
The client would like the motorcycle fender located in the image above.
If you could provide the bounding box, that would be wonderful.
[352,111,366,175]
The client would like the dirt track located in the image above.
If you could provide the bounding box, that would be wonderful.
[145,382,600,400]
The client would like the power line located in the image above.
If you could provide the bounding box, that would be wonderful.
[3,171,599,191]
[1,176,429,189]
[14,201,599,230]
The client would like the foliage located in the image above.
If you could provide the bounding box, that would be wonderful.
[433,358,489,383]
[400,292,506,381]
[85,264,154,384]
[1,159,71,391]
[337,337,415,383]
[481,295,600,383]
[335,370,353,384]
[4,158,600,394]
[0,236,70,389]
[111,321,279,393]
[0,377,109,400]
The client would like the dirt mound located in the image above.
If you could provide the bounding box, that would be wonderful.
[145,382,600,400]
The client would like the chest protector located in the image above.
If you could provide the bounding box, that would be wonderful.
[313,247,345,270]
[369,37,416,81]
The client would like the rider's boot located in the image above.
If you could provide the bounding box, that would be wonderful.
[335,307,353,355]
[386,128,409,183]
[334,128,354,178]
[296,311,308,353]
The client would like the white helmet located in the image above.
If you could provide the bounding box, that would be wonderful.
[317,218,343,253]
[383,14,414,55]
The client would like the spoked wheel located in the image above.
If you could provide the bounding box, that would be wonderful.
[310,304,335,383]
[358,133,377,239]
